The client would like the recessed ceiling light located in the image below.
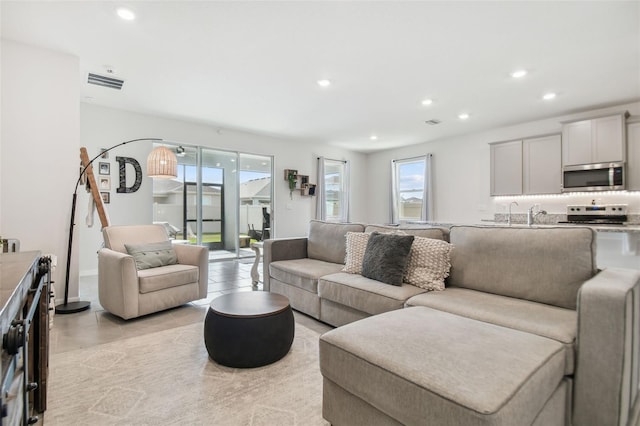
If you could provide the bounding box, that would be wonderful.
[116,8,136,21]
[543,92,557,100]
[511,69,527,78]
[317,79,331,87]
[458,113,470,120]
[421,99,433,106]
[370,135,378,141]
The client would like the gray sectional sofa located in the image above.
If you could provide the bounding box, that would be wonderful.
[263,220,640,426]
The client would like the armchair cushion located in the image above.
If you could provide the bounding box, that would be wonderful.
[124,241,178,270]
[137,264,199,293]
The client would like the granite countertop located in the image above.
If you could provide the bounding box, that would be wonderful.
[477,220,640,234]
[488,213,640,234]
[405,220,640,234]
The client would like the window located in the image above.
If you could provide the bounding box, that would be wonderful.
[316,157,350,222]
[391,155,432,223]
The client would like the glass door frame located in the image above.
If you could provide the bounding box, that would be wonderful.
[157,142,274,259]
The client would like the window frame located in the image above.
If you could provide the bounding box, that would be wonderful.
[317,158,350,223]
[391,155,432,224]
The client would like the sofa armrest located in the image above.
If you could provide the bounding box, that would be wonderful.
[574,267,640,426]
[98,248,140,319]
[263,238,308,292]
[173,244,209,299]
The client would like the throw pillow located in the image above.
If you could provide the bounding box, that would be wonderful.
[342,232,370,274]
[404,237,453,291]
[342,229,408,274]
[124,241,178,270]
[361,232,415,286]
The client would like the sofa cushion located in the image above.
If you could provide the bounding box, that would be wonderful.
[365,225,447,241]
[318,272,425,315]
[124,241,178,270]
[406,287,577,374]
[449,226,597,309]
[404,237,452,291]
[137,264,199,294]
[269,258,344,293]
[307,220,365,264]
[320,307,566,426]
[361,232,414,285]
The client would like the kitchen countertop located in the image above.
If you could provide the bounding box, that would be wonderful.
[479,221,640,234]
[405,220,640,234]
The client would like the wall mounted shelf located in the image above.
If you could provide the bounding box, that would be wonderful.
[284,169,316,196]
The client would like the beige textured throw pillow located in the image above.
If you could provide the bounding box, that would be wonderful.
[342,232,370,274]
[404,237,453,291]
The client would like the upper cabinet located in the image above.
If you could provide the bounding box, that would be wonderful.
[523,134,562,195]
[490,140,522,196]
[562,113,627,166]
[627,120,640,191]
[490,134,561,196]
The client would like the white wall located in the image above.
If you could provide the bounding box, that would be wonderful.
[79,104,367,274]
[366,101,640,225]
[1,40,80,298]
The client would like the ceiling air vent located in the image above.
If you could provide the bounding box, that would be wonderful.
[425,119,441,125]
[87,73,124,90]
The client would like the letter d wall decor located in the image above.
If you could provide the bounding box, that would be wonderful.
[116,156,143,193]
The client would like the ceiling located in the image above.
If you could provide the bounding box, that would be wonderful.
[2,1,639,153]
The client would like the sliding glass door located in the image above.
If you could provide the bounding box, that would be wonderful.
[239,153,272,245]
[152,143,273,260]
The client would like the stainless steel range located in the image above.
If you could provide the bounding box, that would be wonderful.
[562,204,628,225]
[0,252,51,426]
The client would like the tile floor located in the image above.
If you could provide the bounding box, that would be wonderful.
[50,259,331,356]
[43,259,331,425]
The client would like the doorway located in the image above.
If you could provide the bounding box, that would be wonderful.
[152,144,273,261]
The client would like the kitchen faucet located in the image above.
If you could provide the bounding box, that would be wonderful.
[508,201,518,225]
[527,204,547,226]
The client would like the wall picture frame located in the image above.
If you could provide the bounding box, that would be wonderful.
[100,192,110,204]
[99,177,111,190]
[99,162,110,175]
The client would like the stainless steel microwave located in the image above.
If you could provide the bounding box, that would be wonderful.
[562,162,624,192]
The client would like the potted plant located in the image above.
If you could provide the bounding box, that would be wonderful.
[287,171,297,199]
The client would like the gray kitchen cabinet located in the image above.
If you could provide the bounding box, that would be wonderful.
[562,113,626,166]
[627,120,640,191]
[523,134,562,194]
[490,134,562,196]
[490,140,522,196]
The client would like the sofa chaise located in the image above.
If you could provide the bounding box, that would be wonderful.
[263,220,640,425]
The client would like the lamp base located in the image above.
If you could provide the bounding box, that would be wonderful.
[55,301,91,314]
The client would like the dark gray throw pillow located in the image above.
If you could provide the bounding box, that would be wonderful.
[361,232,415,286]
[124,241,178,270]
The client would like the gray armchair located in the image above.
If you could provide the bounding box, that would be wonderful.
[98,224,208,320]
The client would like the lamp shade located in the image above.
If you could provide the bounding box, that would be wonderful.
[147,146,177,179]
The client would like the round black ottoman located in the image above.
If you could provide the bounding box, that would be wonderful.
[204,292,294,368]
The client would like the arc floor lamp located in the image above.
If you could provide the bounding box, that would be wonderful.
[55,138,178,314]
